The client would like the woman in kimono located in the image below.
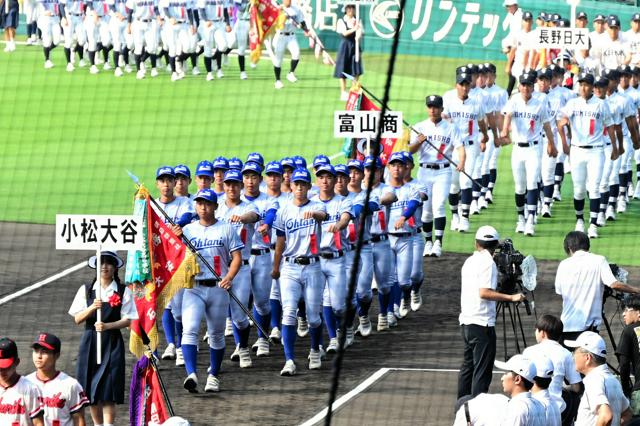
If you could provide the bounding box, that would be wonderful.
[334,3,363,101]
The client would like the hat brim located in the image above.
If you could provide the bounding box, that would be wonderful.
[578,78,594,84]
[194,196,217,203]
[493,360,511,371]
[196,172,214,178]
[426,102,443,108]
[156,173,175,179]
[223,178,243,183]
[291,178,311,183]
[175,172,191,178]
[0,357,15,368]
[563,339,580,348]
[32,342,57,352]
[88,252,124,269]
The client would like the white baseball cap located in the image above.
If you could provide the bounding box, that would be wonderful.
[475,225,500,242]
[533,356,554,379]
[564,331,607,357]
[494,355,536,382]
[503,0,518,6]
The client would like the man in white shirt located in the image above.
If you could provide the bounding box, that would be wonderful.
[453,393,510,425]
[457,225,525,398]
[502,0,523,95]
[566,332,632,425]
[555,231,640,342]
[599,15,630,72]
[626,13,640,67]
[531,356,562,426]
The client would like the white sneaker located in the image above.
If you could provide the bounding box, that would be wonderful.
[206,72,214,81]
[225,318,233,336]
[345,326,355,348]
[216,68,224,78]
[150,68,158,77]
[274,80,284,89]
[78,59,86,68]
[230,345,240,362]
[340,91,349,101]
[553,187,562,201]
[240,71,248,80]
[192,66,200,75]
[423,240,433,257]
[308,349,321,369]
[238,347,252,368]
[114,67,123,77]
[524,216,535,236]
[469,200,480,215]
[297,318,309,337]
[358,315,372,337]
[393,304,401,320]
[162,343,176,360]
[136,69,145,79]
[485,190,493,204]
[269,326,281,344]
[175,347,185,366]
[326,338,339,354]
[596,212,606,227]
[399,298,410,318]
[280,359,297,376]
[588,223,599,239]
[458,216,470,233]
[286,72,297,83]
[478,196,488,210]
[204,375,220,392]
[541,204,551,218]
[617,197,627,213]
[575,219,585,233]
[256,338,270,357]
[377,313,389,331]
[430,240,442,258]
[124,64,133,73]
[103,62,112,70]
[450,214,459,231]
[606,205,616,221]
[251,339,260,352]
[183,373,198,393]
[25,39,33,46]
[66,62,75,72]
[515,215,525,233]
[90,64,99,74]
[411,290,422,311]
[44,60,54,69]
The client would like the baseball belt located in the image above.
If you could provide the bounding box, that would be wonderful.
[389,232,414,238]
[572,145,602,149]
[517,141,538,147]
[285,256,319,265]
[281,31,294,36]
[370,234,388,243]
[196,279,220,287]
[320,250,344,259]
[420,163,449,170]
[250,248,270,256]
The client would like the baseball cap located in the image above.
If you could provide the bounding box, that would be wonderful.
[519,72,536,85]
[313,154,331,169]
[245,152,264,168]
[503,0,517,6]
[347,159,364,172]
[223,169,243,183]
[633,13,640,22]
[88,251,124,269]
[522,11,533,21]
[280,157,295,170]
[494,355,536,383]
[174,164,191,178]
[594,77,609,88]
[334,164,349,176]
[536,67,552,80]
[212,157,229,171]
[265,161,283,175]
[156,166,175,179]
[241,162,262,175]
[549,64,565,76]
[533,356,554,379]
[558,18,570,28]
[403,151,414,164]
[228,157,243,171]
[388,152,406,164]
[426,95,443,108]
[315,164,336,176]
[32,333,61,353]
[293,156,307,169]
[195,160,214,177]
[456,72,472,85]
[364,156,383,169]
[193,188,218,204]
[608,15,620,28]
[593,14,606,22]
[475,225,499,242]
[291,168,311,183]
[577,73,595,85]
[577,11,587,20]
[538,12,549,22]
[551,13,562,23]
[564,331,607,357]
[631,65,640,76]
[0,338,18,369]
[602,68,620,81]
[619,65,632,76]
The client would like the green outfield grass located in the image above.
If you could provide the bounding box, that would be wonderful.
[1,45,639,264]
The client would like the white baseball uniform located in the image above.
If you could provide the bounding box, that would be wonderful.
[271,4,303,68]
[26,371,89,426]
[127,0,160,55]
[0,376,44,426]
[37,0,62,48]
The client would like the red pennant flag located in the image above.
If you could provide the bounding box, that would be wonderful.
[589,118,595,136]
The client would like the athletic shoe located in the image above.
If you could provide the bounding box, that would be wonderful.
[269,326,281,344]
[484,190,493,204]
[238,347,252,368]
[124,64,133,73]
[458,216,470,233]
[66,63,75,72]
[204,375,220,392]
[136,70,145,79]
[387,311,398,327]
[89,64,99,74]
[44,60,55,69]
[606,205,616,221]
[251,339,259,352]
[596,212,606,227]
[617,197,627,213]
[25,39,33,46]
[240,71,248,80]
[103,62,112,70]
[250,61,257,69]
[230,345,240,362]
[450,214,459,231]
[175,347,185,366]
[150,68,158,77]
[286,72,297,83]
[478,196,488,210]
[78,59,86,68]
[225,318,233,336]
[206,72,214,81]
[326,338,338,354]
[162,343,176,360]
[553,187,562,201]
[183,373,198,393]
[422,240,433,257]
[377,313,389,331]
[541,204,551,218]
[177,70,185,79]
[515,215,525,233]
[358,315,372,337]
[430,240,442,258]
[469,200,480,215]
[256,338,270,357]
[634,182,640,200]
[297,318,309,337]
[575,219,585,233]
[280,360,297,376]
[524,216,535,236]
[114,67,124,77]
[308,349,321,369]
[393,304,401,319]
[340,91,349,101]
[274,80,284,89]
[588,223,599,239]
[216,69,224,78]
[411,290,422,311]
[192,66,200,75]
[345,326,355,348]
[399,299,410,318]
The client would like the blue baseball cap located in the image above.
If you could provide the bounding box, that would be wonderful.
[213,156,229,171]
[194,188,218,203]
[293,156,307,169]
[313,154,331,169]
[228,157,243,170]
[281,157,295,169]
[388,152,406,164]
[242,161,262,175]
[156,166,175,179]
[347,159,364,172]
[334,164,349,176]
[403,152,414,164]
[364,156,383,169]
[196,160,214,177]
[174,164,191,178]
[315,164,336,176]
[223,169,243,183]
[265,161,283,175]
[246,152,265,167]
[291,168,311,183]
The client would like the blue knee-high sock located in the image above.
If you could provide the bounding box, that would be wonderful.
[323,306,337,339]
[357,296,372,317]
[297,299,307,320]
[270,299,282,329]
[209,347,225,376]
[175,321,183,348]
[237,325,250,348]
[345,304,356,327]
[253,306,271,339]
[182,344,198,375]
[309,325,322,351]
[412,280,423,292]
[526,189,539,217]
[378,291,390,314]
[392,282,401,307]
[574,198,585,220]
[589,198,600,225]
[402,286,411,302]
[282,325,296,361]
[162,310,176,345]
[232,322,241,346]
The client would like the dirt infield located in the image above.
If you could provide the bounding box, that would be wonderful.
[1,222,636,425]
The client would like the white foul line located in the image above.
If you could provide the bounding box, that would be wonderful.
[0,261,86,306]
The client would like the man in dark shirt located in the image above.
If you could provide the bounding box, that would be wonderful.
[616,295,640,416]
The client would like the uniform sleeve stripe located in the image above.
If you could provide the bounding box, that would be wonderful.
[69,399,90,413]
[29,407,44,418]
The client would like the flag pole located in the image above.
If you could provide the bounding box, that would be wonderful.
[96,245,102,365]
[140,325,175,417]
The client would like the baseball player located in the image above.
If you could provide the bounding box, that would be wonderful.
[228,0,250,79]
[271,0,309,90]
[160,0,197,81]
[108,0,133,76]
[550,64,576,202]
[501,71,557,236]
[216,169,259,367]
[599,15,629,72]
[0,337,45,426]
[85,0,114,74]
[410,95,464,258]
[228,156,243,171]
[174,164,193,199]
[36,0,63,69]
[27,333,90,426]
[61,0,87,72]
[197,0,231,81]
[127,0,160,79]
[181,188,244,393]
[631,67,640,200]
[193,160,213,193]
[618,65,640,211]
[24,0,39,46]
[212,156,229,196]
[443,70,489,233]
[505,11,534,87]
[558,73,616,239]
[271,167,328,376]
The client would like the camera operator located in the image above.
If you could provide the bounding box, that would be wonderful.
[616,295,640,416]
[458,225,526,399]
[555,231,640,343]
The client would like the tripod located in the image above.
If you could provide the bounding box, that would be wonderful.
[496,300,528,361]
[601,292,622,375]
